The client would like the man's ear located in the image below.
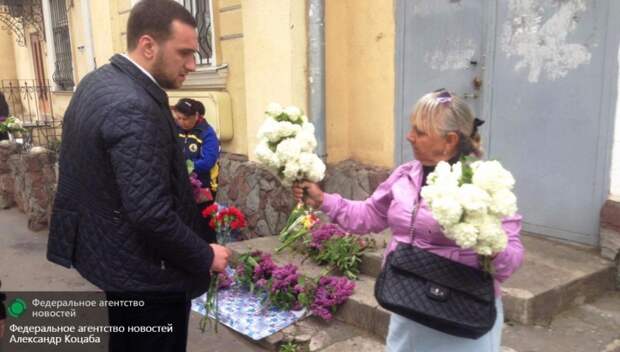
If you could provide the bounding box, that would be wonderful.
[138,35,158,60]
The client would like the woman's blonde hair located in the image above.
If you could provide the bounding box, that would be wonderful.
[411,90,483,157]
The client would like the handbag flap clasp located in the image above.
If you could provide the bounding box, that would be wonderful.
[426,282,450,302]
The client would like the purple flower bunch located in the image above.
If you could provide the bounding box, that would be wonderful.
[217,272,233,289]
[189,172,203,199]
[308,223,346,250]
[270,264,299,293]
[233,250,356,319]
[253,253,277,282]
[235,251,272,291]
[310,276,356,320]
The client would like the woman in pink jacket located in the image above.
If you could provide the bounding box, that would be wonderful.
[293,90,524,352]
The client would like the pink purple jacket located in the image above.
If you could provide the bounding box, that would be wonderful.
[320,160,524,296]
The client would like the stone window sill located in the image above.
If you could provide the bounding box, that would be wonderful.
[181,64,229,90]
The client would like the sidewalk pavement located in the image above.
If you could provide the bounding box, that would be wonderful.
[2,207,620,352]
[0,208,265,352]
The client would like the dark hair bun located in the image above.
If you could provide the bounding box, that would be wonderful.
[174,98,198,116]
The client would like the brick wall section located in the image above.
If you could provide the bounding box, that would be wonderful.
[216,153,391,238]
[600,198,620,288]
[0,148,392,237]
[0,141,19,209]
[6,145,57,231]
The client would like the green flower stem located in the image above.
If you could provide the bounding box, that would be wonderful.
[201,273,220,333]
[276,227,308,253]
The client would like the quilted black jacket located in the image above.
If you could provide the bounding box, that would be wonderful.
[47,55,214,298]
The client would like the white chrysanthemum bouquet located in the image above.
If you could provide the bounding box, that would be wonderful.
[421,158,517,271]
[255,103,326,186]
[255,102,326,245]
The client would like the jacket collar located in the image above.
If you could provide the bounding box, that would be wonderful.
[110,54,169,107]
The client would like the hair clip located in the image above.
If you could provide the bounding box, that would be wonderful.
[471,118,485,137]
[435,90,452,104]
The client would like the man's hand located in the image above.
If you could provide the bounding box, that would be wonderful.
[209,244,231,273]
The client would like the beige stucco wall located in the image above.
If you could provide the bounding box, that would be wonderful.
[326,0,395,168]
[213,0,247,155]
[241,0,308,160]
[0,31,17,81]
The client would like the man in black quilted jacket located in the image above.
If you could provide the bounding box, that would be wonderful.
[47,1,230,350]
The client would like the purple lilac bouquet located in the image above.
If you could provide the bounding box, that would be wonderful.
[267,264,301,310]
[310,276,356,320]
[233,250,356,320]
[307,223,346,251]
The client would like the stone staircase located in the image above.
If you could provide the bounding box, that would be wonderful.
[225,232,617,351]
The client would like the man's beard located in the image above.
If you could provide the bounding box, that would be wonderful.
[151,53,178,89]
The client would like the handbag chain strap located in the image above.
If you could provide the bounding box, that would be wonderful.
[408,175,423,243]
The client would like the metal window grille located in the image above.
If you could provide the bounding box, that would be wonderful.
[49,0,74,90]
[182,0,214,65]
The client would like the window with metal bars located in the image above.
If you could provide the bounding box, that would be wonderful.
[178,0,215,66]
[49,0,74,90]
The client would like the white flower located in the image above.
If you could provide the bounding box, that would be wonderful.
[426,161,460,189]
[476,216,504,242]
[282,159,302,183]
[490,232,508,253]
[299,152,325,182]
[276,121,302,139]
[471,160,515,193]
[451,161,463,181]
[275,138,302,164]
[301,122,315,134]
[296,129,318,152]
[457,184,491,215]
[428,197,463,227]
[489,189,518,217]
[256,118,280,142]
[446,223,478,249]
[473,243,493,256]
[284,106,302,121]
[266,102,283,117]
[255,140,280,169]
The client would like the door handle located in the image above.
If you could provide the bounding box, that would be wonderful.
[473,77,482,90]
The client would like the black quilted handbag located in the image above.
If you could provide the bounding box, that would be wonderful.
[374,194,496,339]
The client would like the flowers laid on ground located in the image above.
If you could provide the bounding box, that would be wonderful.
[421,157,518,272]
[278,220,374,280]
[303,223,374,280]
[235,251,355,321]
[254,102,325,186]
[0,116,25,134]
[200,203,247,332]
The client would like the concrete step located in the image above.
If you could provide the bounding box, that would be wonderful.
[337,231,617,326]
[228,232,617,340]
[228,237,390,339]
[500,234,616,325]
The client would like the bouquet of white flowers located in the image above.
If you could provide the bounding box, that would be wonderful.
[0,116,25,134]
[254,103,325,186]
[421,158,518,272]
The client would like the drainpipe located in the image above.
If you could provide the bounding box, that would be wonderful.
[81,0,96,70]
[308,0,326,160]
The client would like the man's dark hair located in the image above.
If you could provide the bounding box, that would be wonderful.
[127,0,197,51]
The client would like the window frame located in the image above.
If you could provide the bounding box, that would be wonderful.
[42,0,76,92]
